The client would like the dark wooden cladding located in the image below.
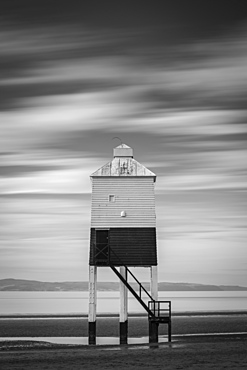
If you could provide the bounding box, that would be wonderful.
[90,228,157,266]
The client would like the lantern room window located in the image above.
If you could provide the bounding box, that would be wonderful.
[108,195,115,202]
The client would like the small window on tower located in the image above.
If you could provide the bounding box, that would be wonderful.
[108,195,115,202]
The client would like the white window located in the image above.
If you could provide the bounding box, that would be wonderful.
[108,195,115,202]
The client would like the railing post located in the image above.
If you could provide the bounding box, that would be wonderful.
[168,317,172,342]
[168,302,172,342]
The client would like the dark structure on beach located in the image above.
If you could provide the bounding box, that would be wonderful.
[88,143,171,345]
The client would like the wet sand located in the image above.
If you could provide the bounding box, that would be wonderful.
[0,335,247,369]
[1,313,247,338]
[1,314,247,369]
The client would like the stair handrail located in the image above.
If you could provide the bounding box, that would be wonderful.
[110,265,155,318]
[109,246,155,303]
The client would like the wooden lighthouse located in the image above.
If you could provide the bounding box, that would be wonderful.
[88,143,171,345]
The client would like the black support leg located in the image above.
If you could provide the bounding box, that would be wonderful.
[168,319,172,342]
[88,321,96,345]
[120,320,128,345]
[149,320,159,344]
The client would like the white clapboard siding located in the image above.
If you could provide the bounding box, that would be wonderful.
[91,177,156,228]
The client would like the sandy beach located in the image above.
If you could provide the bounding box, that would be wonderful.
[0,314,247,369]
[0,334,247,369]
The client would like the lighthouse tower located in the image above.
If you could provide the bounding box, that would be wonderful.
[88,144,171,345]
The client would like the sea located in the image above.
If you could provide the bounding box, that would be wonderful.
[1,291,247,316]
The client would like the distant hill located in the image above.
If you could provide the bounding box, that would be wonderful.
[0,279,247,291]
[158,282,247,291]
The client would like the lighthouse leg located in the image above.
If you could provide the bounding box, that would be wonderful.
[149,266,158,344]
[150,265,158,300]
[119,266,128,344]
[88,266,97,345]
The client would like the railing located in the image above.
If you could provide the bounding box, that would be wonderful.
[148,300,172,341]
[148,300,171,320]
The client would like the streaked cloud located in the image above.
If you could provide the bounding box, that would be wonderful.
[0,8,247,285]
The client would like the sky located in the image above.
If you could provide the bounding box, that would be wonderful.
[1,1,247,286]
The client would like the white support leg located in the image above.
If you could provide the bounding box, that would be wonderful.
[119,266,128,344]
[88,266,97,344]
[150,265,158,300]
[149,265,159,344]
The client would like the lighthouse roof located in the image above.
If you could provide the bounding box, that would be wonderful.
[91,143,156,180]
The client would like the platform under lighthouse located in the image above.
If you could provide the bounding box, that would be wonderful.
[88,143,171,345]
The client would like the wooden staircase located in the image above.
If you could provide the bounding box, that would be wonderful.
[110,265,155,317]
[93,243,172,342]
[109,248,172,341]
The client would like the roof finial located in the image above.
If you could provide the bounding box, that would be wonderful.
[112,136,123,146]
